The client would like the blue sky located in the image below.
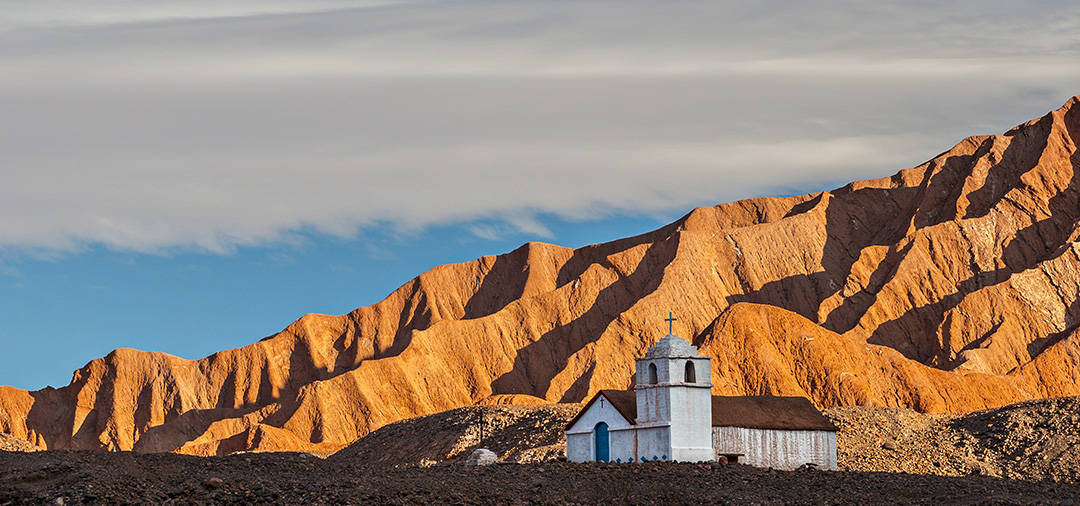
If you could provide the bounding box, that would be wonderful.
[1,0,1078,390]
[0,213,687,390]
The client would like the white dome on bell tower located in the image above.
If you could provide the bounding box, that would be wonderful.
[644,333,701,359]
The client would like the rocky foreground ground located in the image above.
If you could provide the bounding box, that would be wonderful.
[2,450,1080,505]
[2,398,1079,503]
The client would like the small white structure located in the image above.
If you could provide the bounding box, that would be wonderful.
[564,332,838,470]
[464,448,498,466]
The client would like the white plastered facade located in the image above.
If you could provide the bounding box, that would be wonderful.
[564,392,637,463]
[565,334,715,463]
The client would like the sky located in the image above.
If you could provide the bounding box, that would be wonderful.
[1,0,1078,390]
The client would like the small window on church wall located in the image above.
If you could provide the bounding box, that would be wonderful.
[684,361,696,383]
[648,363,658,384]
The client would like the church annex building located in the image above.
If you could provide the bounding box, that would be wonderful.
[564,332,838,470]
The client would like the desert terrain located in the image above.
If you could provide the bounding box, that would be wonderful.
[2,98,1080,503]
[4,397,1080,504]
[2,97,1079,457]
[334,396,1080,482]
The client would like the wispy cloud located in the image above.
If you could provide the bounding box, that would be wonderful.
[467,225,503,242]
[1,0,1077,254]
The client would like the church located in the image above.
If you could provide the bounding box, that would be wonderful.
[564,327,838,470]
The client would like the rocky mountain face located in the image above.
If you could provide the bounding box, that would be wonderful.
[1,97,1078,455]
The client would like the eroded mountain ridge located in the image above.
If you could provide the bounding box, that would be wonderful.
[1,97,1079,455]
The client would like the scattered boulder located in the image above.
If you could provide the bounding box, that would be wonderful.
[465,449,498,466]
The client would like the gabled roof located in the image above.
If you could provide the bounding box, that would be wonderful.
[567,391,838,432]
[564,390,637,431]
[711,396,838,431]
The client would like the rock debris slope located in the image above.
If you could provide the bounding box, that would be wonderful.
[1,97,1079,455]
[829,396,1080,482]
[332,404,580,466]
[330,396,1080,484]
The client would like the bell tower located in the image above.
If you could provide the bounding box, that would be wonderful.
[633,313,714,462]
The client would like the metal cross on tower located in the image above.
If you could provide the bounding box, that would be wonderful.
[664,312,677,334]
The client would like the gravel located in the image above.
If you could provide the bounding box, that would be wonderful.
[3,397,1078,503]
[333,404,580,466]
[2,450,1079,505]
[0,435,36,453]
[826,397,1080,482]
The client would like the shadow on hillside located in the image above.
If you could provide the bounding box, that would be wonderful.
[724,106,1079,369]
[725,183,920,329]
[490,233,680,403]
[131,404,267,453]
[462,218,680,322]
[463,244,533,320]
[866,108,1078,367]
[1028,298,1080,358]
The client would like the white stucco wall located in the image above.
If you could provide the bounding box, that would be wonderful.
[609,429,637,463]
[636,359,670,424]
[633,425,669,462]
[565,393,636,463]
[633,356,714,462]
[713,427,837,470]
[665,358,713,462]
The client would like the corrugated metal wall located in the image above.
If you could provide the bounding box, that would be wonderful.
[713,427,837,470]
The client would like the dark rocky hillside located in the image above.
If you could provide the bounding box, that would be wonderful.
[332,404,580,466]
[332,397,1080,484]
[830,396,1080,482]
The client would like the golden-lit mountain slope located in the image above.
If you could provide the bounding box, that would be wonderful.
[1,97,1078,455]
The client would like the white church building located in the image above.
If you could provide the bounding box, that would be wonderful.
[564,332,838,470]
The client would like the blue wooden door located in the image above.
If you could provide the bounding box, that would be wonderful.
[594,422,609,462]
